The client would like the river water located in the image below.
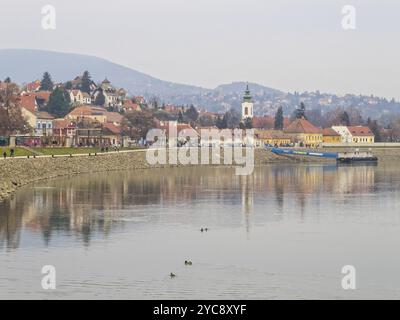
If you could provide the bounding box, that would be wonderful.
[1,163,400,299]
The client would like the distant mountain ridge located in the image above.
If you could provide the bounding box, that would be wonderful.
[0,49,208,97]
[0,49,399,121]
[0,49,280,107]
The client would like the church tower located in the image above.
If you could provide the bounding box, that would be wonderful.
[242,84,253,120]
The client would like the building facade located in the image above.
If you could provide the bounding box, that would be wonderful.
[332,126,375,143]
[322,128,342,143]
[284,118,323,148]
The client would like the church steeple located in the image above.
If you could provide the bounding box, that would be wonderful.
[243,83,252,103]
[241,83,254,119]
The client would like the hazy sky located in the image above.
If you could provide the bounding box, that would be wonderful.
[1,0,400,98]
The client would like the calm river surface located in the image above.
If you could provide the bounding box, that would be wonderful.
[1,163,400,299]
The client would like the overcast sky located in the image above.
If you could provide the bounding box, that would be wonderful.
[1,0,400,98]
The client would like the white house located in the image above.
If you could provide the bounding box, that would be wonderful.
[69,90,85,105]
[332,126,351,143]
[82,92,91,104]
[332,125,375,143]
[35,111,55,136]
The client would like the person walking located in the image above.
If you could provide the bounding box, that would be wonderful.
[10,148,14,158]
[2,151,6,159]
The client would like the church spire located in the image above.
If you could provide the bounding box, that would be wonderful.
[243,83,252,103]
[241,83,254,119]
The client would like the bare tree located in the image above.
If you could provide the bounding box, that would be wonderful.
[0,82,30,135]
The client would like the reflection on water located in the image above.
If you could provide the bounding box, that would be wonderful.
[1,163,400,299]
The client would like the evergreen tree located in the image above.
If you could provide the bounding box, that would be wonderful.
[94,90,106,106]
[184,105,199,123]
[367,118,382,142]
[295,102,306,119]
[244,117,253,129]
[40,72,54,91]
[216,116,224,129]
[80,71,92,94]
[223,109,240,129]
[46,87,70,118]
[65,81,72,90]
[177,111,184,123]
[340,111,351,126]
[274,106,284,130]
[4,77,11,83]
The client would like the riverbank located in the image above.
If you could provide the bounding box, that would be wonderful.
[0,150,154,202]
[0,148,327,203]
[2,146,396,203]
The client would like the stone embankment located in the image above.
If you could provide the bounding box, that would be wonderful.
[0,148,339,202]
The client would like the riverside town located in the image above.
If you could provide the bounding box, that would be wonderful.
[3,0,400,306]
[0,74,385,158]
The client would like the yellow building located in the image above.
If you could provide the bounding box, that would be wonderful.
[347,126,375,143]
[254,129,292,147]
[66,106,107,123]
[322,128,342,143]
[66,106,123,125]
[284,118,323,148]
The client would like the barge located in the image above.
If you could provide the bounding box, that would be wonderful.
[268,146,378,164]
[336,151,378,163]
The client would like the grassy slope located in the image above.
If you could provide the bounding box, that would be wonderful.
[0,147,34,157]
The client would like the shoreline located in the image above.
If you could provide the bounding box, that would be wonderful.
[2,147,394,203]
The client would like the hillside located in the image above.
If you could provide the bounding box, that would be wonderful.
[0,49,206,98]
[0,49,399,120]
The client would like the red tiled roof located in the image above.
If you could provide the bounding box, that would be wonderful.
[105,111,123,124]
[35,91,51,102]
[348,126,374,137]
[255,129,291,139]
[103,123,121,135]
[252,116,290,129]
[19,94,37,113]
[67,106,106,116]
[37,111,55,120]
[284,118,322,134]
[252,116,274,129]
[123,100,141,111]
[67,106,123,124]
[322,128,341,136]
[53,119,76,129]
[26,80,41,92]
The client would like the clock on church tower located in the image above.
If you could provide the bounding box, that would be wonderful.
[242,84,253,120]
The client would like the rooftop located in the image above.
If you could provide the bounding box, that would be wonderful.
[322,128,341,136]
[348,126,374,136]
[284,118,322,134]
